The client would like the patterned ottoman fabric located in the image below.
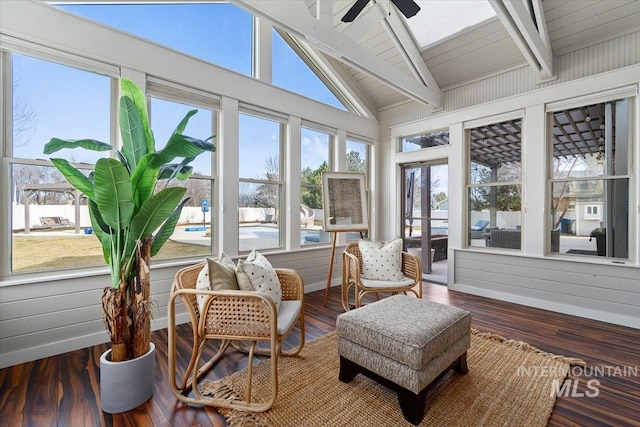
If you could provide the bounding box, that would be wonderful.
[336,295,471,370]
[336,295,471,425]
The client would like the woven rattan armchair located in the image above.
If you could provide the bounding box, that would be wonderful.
[342,242,422,311]
[167,263,305,412]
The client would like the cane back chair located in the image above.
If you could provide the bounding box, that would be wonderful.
[168,262,305,412]
[342,241,422,311]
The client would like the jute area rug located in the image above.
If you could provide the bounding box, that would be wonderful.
[201,330,585,427]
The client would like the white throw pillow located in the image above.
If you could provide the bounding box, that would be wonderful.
[196,253,238,314]
[358,238,405,281]
[236,249,282,310]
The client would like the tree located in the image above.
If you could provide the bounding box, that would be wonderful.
[301,161,327,209]
[254,155,280,219]
[346,150,365,173]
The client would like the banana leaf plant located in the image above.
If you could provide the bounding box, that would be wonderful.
[44,79,215,362]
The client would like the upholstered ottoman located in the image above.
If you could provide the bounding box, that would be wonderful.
[336,295,471,425]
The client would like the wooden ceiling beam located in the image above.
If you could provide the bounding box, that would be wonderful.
[376,1,440,92]
[489,0,554,81]
[232,0,442,107]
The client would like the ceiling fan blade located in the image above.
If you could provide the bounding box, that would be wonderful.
[391,0,421,19]
[341,0,371,22]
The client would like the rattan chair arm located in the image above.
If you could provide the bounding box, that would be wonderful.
[343,251,361,282]
[275,268,305,301]
[401,251,422,281]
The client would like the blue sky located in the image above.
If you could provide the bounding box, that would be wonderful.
[14,3,346,176]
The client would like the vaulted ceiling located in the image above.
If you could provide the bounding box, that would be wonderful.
[234,0,640,118]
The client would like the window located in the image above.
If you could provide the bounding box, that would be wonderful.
[148,92,218,260]
[346,138,371,241]
[401,129,449,152]
[300,126,331,245]
[238,110,285,251]
[584,205,601,220]
[467,118,522,249]
[7,53,114,274]
[58,3,253,76]
[272,30,347,110]
[549,97,632,259]
[346,139,369,174]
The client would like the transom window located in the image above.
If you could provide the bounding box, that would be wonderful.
[57,3,253,76]
[401,129,449,152]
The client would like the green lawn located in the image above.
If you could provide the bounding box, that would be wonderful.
[12,235,209,273]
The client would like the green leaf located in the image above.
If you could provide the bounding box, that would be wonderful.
[151,197,190,257]
[50,159,95,200]
[150,134,215,168]
[44,138,114,155]
[130,187,186,241]
[130,154,159,209]
[89,200,112,263]
[119,96,148,172]
[121,79,154,154]
[93,158,134,231]
[158,160,194,181]
[172,109,197,135]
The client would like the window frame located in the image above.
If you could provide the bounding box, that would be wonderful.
[465,112,524,250]
[238,107,287,252]
[1,47,118,278]
[546,90,636,260]
[147,80,220,259]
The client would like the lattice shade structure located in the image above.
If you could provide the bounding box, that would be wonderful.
[404,104,612,169]
[469,119,522,168]
[552,104,611,159]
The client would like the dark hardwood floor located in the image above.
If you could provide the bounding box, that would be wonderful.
[1,282,638,426]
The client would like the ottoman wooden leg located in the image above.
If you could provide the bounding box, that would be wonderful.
[454,352,469,374]
[339,356,360,382]
[397,386,427,426]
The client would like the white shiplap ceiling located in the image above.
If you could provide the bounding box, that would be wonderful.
[235,0,640,114]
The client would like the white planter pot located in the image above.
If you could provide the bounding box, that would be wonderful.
[100,342,155,414]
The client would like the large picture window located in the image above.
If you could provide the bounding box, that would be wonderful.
[7,53,114,274]
[238,111,285,251]
[300,126,331,246]
[148,93,218,260]
[467,118,522,249]
[548,97,632,259]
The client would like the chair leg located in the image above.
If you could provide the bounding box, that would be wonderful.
[184,339,232,396]
[245,341,257,403]
[281,313,305,357]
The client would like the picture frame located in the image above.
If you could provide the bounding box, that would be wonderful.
[322,172,369,232]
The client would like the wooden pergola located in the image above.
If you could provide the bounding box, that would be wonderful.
[17,183,82,234]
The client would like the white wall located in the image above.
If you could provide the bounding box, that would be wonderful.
[381,56,640,328]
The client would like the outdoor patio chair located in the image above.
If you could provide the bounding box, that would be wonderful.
[469,219,490,239]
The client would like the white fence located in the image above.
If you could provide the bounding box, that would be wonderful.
[11,204,322,231]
